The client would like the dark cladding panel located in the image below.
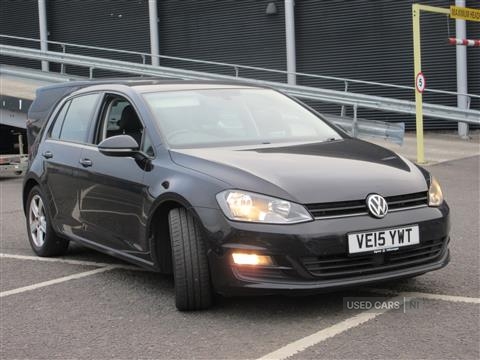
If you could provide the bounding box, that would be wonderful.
[47,0,151,77]
[159,0,287,82]
[0,0,41,69]
[295,0,479,130]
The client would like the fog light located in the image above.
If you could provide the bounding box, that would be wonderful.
[232,253,273,266]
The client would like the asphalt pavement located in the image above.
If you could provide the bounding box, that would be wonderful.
[1,155,479,359]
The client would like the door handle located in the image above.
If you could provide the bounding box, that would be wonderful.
[79,158,93,167]
[42,151,53,159]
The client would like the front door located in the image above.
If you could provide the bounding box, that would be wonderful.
[77,94,152,253]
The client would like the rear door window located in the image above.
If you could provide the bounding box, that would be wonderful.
[58,93,100,143]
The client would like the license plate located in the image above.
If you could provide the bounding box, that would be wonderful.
[348,225,419,254]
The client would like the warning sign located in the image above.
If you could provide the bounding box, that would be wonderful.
[450,6,480,22]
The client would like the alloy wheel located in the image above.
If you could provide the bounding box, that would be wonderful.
[29,194,47,247]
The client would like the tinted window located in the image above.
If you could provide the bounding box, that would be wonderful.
[96,95,148,153]
[49,100,71,139]
[107,101,129,131]
[98,98,138,142]
[99,99,130,140]
[59,93,99,143]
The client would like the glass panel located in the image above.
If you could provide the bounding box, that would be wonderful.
[59,93,99,143]
[49,100,70,139]
[143,89,341,148]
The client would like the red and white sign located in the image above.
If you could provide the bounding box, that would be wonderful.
[415,72,426,93]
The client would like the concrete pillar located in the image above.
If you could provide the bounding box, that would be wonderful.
[285,0,296,84]
[38,0,49,71]
[148,0,160,66]
[455,0,469,138]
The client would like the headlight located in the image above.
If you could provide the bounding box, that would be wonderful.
[428,176,444,206]
[216,190,313,224]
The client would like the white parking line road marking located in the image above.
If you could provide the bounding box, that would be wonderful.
[4,253,477,305]
[257,296,407,360]
[0,265,117,298]
[366,288,480,304]
[0,252,144,271]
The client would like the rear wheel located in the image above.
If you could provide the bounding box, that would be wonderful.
[168,208,213,311]
[26,186,69,257]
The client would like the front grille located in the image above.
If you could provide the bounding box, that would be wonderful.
[386,192,429,210]
[306,191,428,218]
[301,237,446,279]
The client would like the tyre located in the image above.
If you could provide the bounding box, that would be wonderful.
[168,208,213,311]
[26,186,69,257]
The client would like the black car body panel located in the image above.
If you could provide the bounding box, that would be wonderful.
[24,80,450,298]
[196,203,449,295]
[170,139,427,204]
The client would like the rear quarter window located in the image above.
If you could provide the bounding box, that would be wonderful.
[49,100,71,139]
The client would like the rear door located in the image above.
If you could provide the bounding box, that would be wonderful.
[77,93,154,253]
[39,93,101,237]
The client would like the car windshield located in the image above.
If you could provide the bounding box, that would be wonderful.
[142,88,342,148]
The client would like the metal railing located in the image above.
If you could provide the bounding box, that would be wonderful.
[0,64,405,144]
[324,114,405,145]
[1,41,478,126]
[1,34,479,102]
[1,32,479,146]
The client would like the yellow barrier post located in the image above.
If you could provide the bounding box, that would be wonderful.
[411,4,452,164]
[412,4,425,164]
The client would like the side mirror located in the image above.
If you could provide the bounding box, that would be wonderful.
[98,135,139,157]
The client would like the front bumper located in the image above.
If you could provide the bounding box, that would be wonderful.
[196,202,450,296]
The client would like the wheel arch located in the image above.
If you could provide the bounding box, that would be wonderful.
[147,193,202,273]
[23,178,40,215]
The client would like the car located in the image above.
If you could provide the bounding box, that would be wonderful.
[23,79,450,311]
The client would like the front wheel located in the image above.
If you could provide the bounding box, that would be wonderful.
[26,186,69,257]
[168,208,213,311]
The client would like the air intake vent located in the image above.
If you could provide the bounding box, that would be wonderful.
[301,237,447,279]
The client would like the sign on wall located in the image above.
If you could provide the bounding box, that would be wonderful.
[450,6,480,22]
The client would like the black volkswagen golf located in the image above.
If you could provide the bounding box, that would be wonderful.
[24,80,450,310]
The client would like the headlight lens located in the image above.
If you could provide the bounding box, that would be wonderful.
[428,176,444,206]
[216,190,313,224]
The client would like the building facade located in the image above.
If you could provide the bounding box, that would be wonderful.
[1,0,479,130]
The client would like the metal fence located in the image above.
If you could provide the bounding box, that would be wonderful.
[1,34,479,144]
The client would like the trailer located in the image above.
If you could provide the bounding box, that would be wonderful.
[0,131,28,177]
